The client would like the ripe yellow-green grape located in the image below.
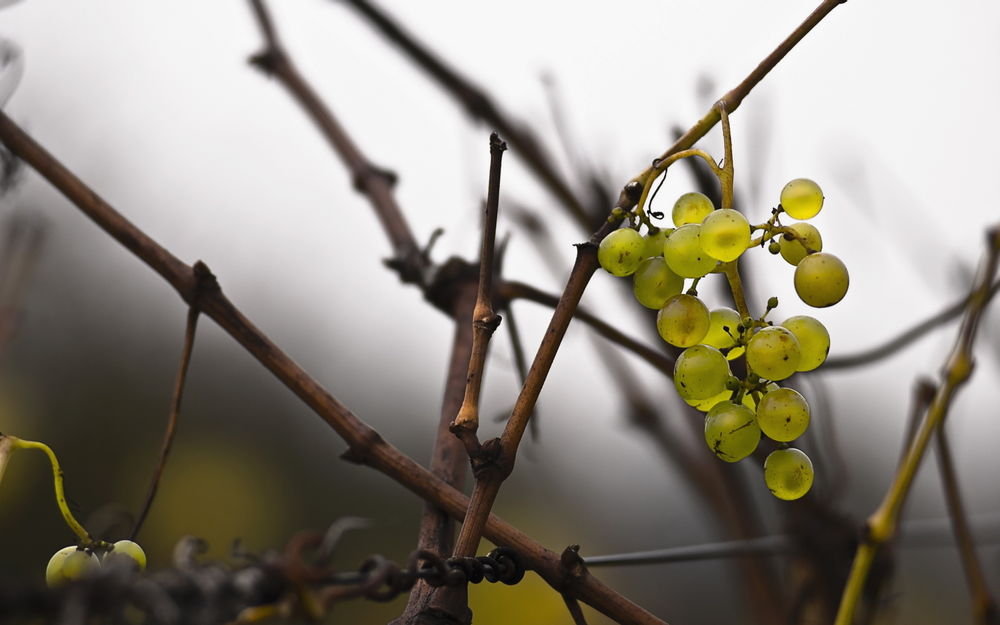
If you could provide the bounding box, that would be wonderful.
[597,228,645,277]
[756,387,810,442]
[779,178,824,220]
[632,257,684,309]
[702,307,741,349]
[642,228,671,259]
[663,224,718,278]
[781,315,830,371]
[673,344,730,400]
[672,191,715,227]
[656,294,709,347]
[686,388,755,412]
[704,402,761,462]
[778,222,823,266]
[764,447,814,500]
[746,326,801,381]
[107,540,147,572]
[794,252,849,308]
[46,546,100,587]
[700,209,751,262]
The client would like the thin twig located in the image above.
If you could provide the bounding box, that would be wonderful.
[0,110,666,625]
[563,594,591,625]
[586,535,794,567]
[935,421,999,625]
[834,226,1000,625]
[131,306,200,541]
[450,134,507,457]
[824,279,1000,369]
[340,0,591,227]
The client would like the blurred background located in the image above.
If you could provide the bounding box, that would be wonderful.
[0,1,999,623]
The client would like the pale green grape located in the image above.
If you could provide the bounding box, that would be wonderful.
[756,387,810,442]
[656,294,710,347]
[663,224,718,278]
[598,228,645,277]
[746,326,801,381]
[781,315,830,371]
[673,345,730,400]
[632,257,684,309]
[704,402,760,462]
[686,388,755,412]
[46,546,100,587]
[794,252,849,307]
[700,209,751,262]
[764,448,814,500]
[672,191,714,227]
[780,178,824,220]
[703,307,741,349]
[642,228,671,259]
[108,540,147,571]
[778,222,823,266]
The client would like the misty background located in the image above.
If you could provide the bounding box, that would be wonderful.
[1,1,999,624]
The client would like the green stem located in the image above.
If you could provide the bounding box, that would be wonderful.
[722,262,750,319]
[4,435,92,544]
[717,104,734,210]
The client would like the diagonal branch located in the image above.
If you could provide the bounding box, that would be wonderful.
[0,110,666,625]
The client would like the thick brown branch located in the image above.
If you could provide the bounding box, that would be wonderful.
[247,0,426,284]
[450,134,507,456]
[341,0,591,227]
[131,305,200,540]
[0,110,666,625]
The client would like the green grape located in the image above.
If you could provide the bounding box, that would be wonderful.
[632,257,684,309]
[756,387,810,442]
[642,228,671,259]
[663,224,718,278]
[598,228,645,277]
[674,345,730,400]
[703,307,741,349]
[687,388,755,412]
[700,209,751,262]
[672,191,714,227]
[764,447,814,500]
[780,178,824,220]
[704,402,761,462]
[656,294,710,347]
[746,326,801,381]
[778,222,823,266]
[46,546,100,587]
[781,315,830,371]
[108,540,147,572]
[794,252,849,307]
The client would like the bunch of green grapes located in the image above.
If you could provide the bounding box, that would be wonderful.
[597,178,849,501]
[45,540,147,587]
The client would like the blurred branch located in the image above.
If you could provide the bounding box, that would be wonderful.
[825,279,1000,369]
[935,422,999,625]
[0,212,45,352]
[246,0,428,286]
[339,0,592,227]
[450,134,507,457]
[131,305,201,541]
[586,535,794,567]
[0,111,666,625]
[835,226,1000,625]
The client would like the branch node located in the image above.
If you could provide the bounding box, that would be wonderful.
[559,545,587,587]
[353,163,399,192]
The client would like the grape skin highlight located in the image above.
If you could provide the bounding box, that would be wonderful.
[780,178,824,220]
[703,307,741,349]
[699,209,751,262]
[656,294,710,348]
[794,252,849,308]
[764,448,814,500]
[46,546,100,587]
[598,228,645,277]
